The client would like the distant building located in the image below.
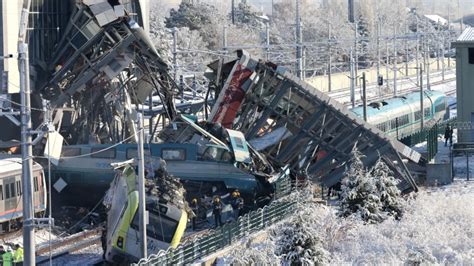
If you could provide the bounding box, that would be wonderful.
[452,27,474,142]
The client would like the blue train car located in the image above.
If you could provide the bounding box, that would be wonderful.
[351,90,447,139]
[51,142,274,205]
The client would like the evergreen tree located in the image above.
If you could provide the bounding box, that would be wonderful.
[371,158,404,219]
[339,148,404,223]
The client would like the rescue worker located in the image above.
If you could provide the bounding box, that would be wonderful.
[12,244,23,265]
[2,246,12,266]
[231,190,244,220]
[190,198,199,231]
[444,124,451,147]
[212,196,223,227]
[0,246,4,264]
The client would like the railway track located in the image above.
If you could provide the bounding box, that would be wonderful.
[327,71,456,105]
[36,228,102,264]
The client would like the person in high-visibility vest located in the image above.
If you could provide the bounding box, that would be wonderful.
[2,246,13,266]
[12,244,23,265]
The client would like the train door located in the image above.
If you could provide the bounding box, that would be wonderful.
[4,177,16,212]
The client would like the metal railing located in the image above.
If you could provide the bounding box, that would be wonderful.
[136,171,295,265]
[136,200,296,265]
[401,117,456,161]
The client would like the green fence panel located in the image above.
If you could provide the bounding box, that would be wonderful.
[137,199,297,265]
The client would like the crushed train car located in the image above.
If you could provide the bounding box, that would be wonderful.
[103,158,187,263]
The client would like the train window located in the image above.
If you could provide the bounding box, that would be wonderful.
[131,211,179,243]
[232,137,245,150]
[9,183,15,198]
[0,185,3,200]
[33,176,39,192]
[424,107,431,117]
[376,123,386,132]
[16,181,21,196]
[161,149,186,161]
[5,184,10,199]
[414,111,421,121]
[126,148,151,159]
[435,103,445,113]
[61,147,81,157]
[90,147,116,159]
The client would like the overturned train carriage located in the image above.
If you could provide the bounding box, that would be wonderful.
[204,51,422,193]
[104,161,187,264]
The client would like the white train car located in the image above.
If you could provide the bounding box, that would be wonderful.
[0,158,47,232]
[352,90,447,140]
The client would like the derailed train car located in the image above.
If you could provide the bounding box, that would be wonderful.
[104,159,188,263]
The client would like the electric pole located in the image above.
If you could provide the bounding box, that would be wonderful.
[420,64,424,130]
[328,22,332,92]
[362,72,367,122]
[296,0,303,79]
[137,113,147,259]
[18,0,35,264]
[231,0,235,24]
[350,47,355,108]
[172,27,178,81]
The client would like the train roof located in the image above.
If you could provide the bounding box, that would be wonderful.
[352,90,445,117]
[0,157,42,174]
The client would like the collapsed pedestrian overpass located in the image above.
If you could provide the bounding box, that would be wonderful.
[204,51,422,192]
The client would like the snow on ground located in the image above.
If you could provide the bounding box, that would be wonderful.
[223,179,474,265]
[222,127,474,265]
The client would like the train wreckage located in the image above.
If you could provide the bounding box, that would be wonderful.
[0,0,426,261]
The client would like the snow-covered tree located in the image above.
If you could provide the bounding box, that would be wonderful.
[271,202,330,265]
[370,157,404,219]
[339,148,403,223]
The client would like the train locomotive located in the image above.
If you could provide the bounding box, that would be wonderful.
[351,90,448,140]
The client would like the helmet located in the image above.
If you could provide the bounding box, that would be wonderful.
[232,191,238,198]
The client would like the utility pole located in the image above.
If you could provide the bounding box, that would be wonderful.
[376,21,381,94]
[350,47,355,108]
[295,0,303,79]
[415,15,419,85]
[265,22,270,61]
[18,0,35,264]
[172,27,178,81]
[354,21,358,86]
[362,72,367,121]
[385,40,389,91]
[393,33,397,96]
[448,5,451,69]
[425,40,431,90]
[137,113,147,259]
[231,0,235,24]
[405,24,409,76]
[420,64,424,130]
[223,25,228,53]
[328,22,332,92]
